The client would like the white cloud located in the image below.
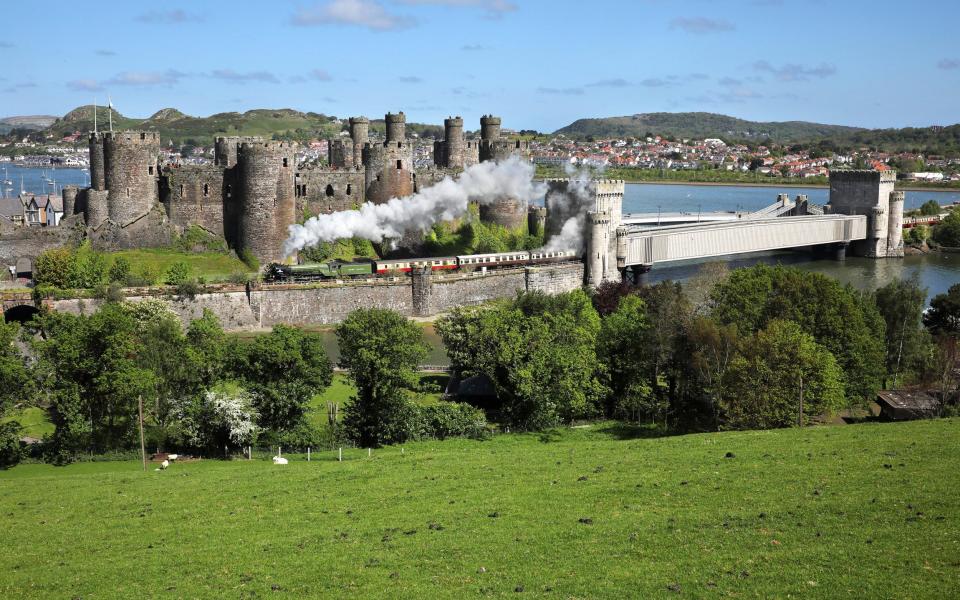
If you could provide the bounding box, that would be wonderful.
[752,60,836,81]
[670,17,735,34]
[291,0,414,31]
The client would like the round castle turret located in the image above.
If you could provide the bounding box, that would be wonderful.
[88,133,106,191]
[385,112,406,143]
[62,186,78,216]
[216,136,264,168]
[587,211,611,287]
[103,131,160,226]
[237,141,297,264]
[480,115,501,141]
[888,190,905,256]
[349,116,369,168]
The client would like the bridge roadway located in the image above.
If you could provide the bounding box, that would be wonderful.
[616,214,868,269]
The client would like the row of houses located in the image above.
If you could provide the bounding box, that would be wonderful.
[0,193,63,228]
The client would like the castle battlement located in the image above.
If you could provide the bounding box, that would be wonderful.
[105,131,160,144]
[830,169,898,183]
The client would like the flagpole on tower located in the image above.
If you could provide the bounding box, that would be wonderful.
[93,98,97,134]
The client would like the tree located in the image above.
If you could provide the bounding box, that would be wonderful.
[710,265,886,404]
[933,210,960,247]
[164,262,192,286]
[0,320,33,468]
[686,317,740,430]
[337,309,427,447]
[874,278,931,386]
[108,257,131,284]
[437,291,605,430]
[924,284,960,336]
[721,320,845,429]
[177,385,257,454]
[240,325,332,432]
[919,200,942,216]
[597,295,658,422]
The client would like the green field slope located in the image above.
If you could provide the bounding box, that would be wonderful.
[1,419,958,598]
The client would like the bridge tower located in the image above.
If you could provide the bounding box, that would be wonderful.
[826,170,902,258]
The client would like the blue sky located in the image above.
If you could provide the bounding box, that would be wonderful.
[1,0,959,132]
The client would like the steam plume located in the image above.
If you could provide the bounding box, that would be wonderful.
[283,156,544,257]
[541,163,602,252]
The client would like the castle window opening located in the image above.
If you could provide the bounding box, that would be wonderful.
[179,184,184,196]
[140,133,146,140]
[148,166,154,175]
[302,184,307,196]
[203,184,209,197]
[396,160,402,169]
[346,184,351,196]
[126,188,130,198]
[325,184,334,197]
[282,158,289,168]
[398,142,402,149]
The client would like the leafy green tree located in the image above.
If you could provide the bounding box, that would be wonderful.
[637,281,692,406]
[721,320,845,429]
[438,291,605,430]
[33,247,75,288]
[337,309,427,447]
[686,317,741,430]
[873,278,931,386]
[710,265,885,404]
[177,384,258,454]
[933,210,960,247]
[240,325,332,432]
[0,320,34,468]
[924,284,960,336]
[597,295,658,422]
[919,200,942,216]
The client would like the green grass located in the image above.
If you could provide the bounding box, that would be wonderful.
[0,407,52,438]
[109,248,251,282]
[2,419,958,598]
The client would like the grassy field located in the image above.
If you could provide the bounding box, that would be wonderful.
[1,419,958,598]
[109,248,251,282]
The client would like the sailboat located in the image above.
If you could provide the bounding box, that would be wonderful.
[1,166,11,186]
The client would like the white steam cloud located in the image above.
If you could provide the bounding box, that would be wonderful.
[541,163,603,252]
[283,156,545,257]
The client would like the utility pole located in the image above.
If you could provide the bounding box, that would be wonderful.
[797,373,804,428]
[138,394,146,471]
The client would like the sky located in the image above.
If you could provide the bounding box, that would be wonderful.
[1,0,959,132]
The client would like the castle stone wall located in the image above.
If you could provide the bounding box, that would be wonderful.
[215,136,263,168]
[296,167,366,216]
[827,170,899,257]
[164,164,229,233]
[62,186,78,217]
[88,133,106,191]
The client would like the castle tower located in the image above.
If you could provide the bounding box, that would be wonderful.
[237,141,297,264]
[587,211,610,288]
[527,205,547,237]
[888,191,905,256]
[363,112,414,205]
[215,136,263,168]
[385,112,406,143]
[827,170,900,258]
[88,133,106,191]
[477,115,532,230]
[62,186,78,217]
[349,116,369,168]
[103,131,160,226]
[434,116,466,168]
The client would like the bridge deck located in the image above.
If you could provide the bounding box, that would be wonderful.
[619,214,867,267]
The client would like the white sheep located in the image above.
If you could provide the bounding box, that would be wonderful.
[160,459,170,470]
[272,456,288,465]
[167,454,179,461]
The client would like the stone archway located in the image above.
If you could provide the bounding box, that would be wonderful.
[3,304,39,324]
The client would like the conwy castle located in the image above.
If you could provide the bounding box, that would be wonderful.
[55,113,531,264]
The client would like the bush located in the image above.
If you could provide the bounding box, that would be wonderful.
[0,421,22,469]
[176,280,201,301]
[175,226,229,254]
[414,402,488,440]
[239,249,260,271]
[127,265,160,287]
[108,257,131,283]
[165,262,192,286]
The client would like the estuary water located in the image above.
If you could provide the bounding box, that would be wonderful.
[0,164,90,197]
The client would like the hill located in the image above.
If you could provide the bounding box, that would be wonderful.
[555,112,863,142]
[555,112,960,154]
[2,418,958,597]
[0,114,58,134]
[39,105,445,146]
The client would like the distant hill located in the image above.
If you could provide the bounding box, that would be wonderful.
[555,112,865,143]
[36,105,444,147]
[0,114,58,134]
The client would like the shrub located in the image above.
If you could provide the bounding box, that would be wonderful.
[127,265,160,287]
[108,256,131,284]
[0,421,22,469]
[33,247,74,288]
[239,249,260,271]
[414,402,488,440]
[176,280,201,301]
[165,262,192,286]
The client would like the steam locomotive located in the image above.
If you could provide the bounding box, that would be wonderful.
[265,249,577,283]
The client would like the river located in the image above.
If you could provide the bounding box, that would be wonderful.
[0,164,90,198]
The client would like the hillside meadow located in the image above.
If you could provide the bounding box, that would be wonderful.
[1,419,958,598]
